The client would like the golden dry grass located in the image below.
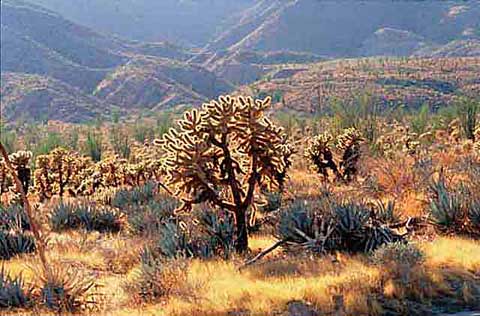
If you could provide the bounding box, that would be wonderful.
[73,235,478,316]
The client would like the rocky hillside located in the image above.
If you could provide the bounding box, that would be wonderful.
[94,56,234,110]
[0,0,236,122]
[210,0,480,57]
[237,57,480,112]
[1,72,112,123]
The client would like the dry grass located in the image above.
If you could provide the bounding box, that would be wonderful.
[101,237,479,316]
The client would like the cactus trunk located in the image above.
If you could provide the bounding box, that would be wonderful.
[234,208,249,253]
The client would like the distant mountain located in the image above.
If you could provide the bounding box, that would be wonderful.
[414,39,480,58]
[0,0,236,122]
[28,0,256,47]
[2,0,480,124]
[1,72,112,123]
[210,0,480,57]
[207,50,326,85]
[1,0,127,91]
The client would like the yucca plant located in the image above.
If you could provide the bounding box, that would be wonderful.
[126,198,178,235]
[428,175,465,232]
[467,198,480,235]
[456,97,478,141]
[112,181,157,208]
[198,209,235,259]
[0,267,32,308]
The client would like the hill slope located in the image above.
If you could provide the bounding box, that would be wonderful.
[1,72,112,123]
[94,56,234,110]
[238,57,480,112]
[213,0,480,57]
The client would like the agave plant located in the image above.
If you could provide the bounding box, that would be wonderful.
[0,267,31,308]
[278,197,404,254]
[38,265,96,311]
[0,231,36,260]
[50,202,122,233]
[0,204,30,231]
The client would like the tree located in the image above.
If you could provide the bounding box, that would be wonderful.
[156,95,293,252]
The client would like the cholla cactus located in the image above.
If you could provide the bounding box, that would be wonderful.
[155,95,292,252]
[0,158,13,195]
[9,151,32,194]
[305,132,339,180]
[337,128,363,182]
[474,125,480,155]
[449,119,461,142]
[34,148,92,199]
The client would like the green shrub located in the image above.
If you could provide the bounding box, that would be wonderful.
[0,267,31,308]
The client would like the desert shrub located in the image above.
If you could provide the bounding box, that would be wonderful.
[278,198,404,254]
[123,248,186,303]
[371,242,424,267]
[0,267,32,308]
[126,198,178,235]
[0,231,36,260]
[49,202,122,233]
[38,265,96,312]
[0,204,30,231]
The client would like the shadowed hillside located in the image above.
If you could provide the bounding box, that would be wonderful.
[1,72,112,123]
